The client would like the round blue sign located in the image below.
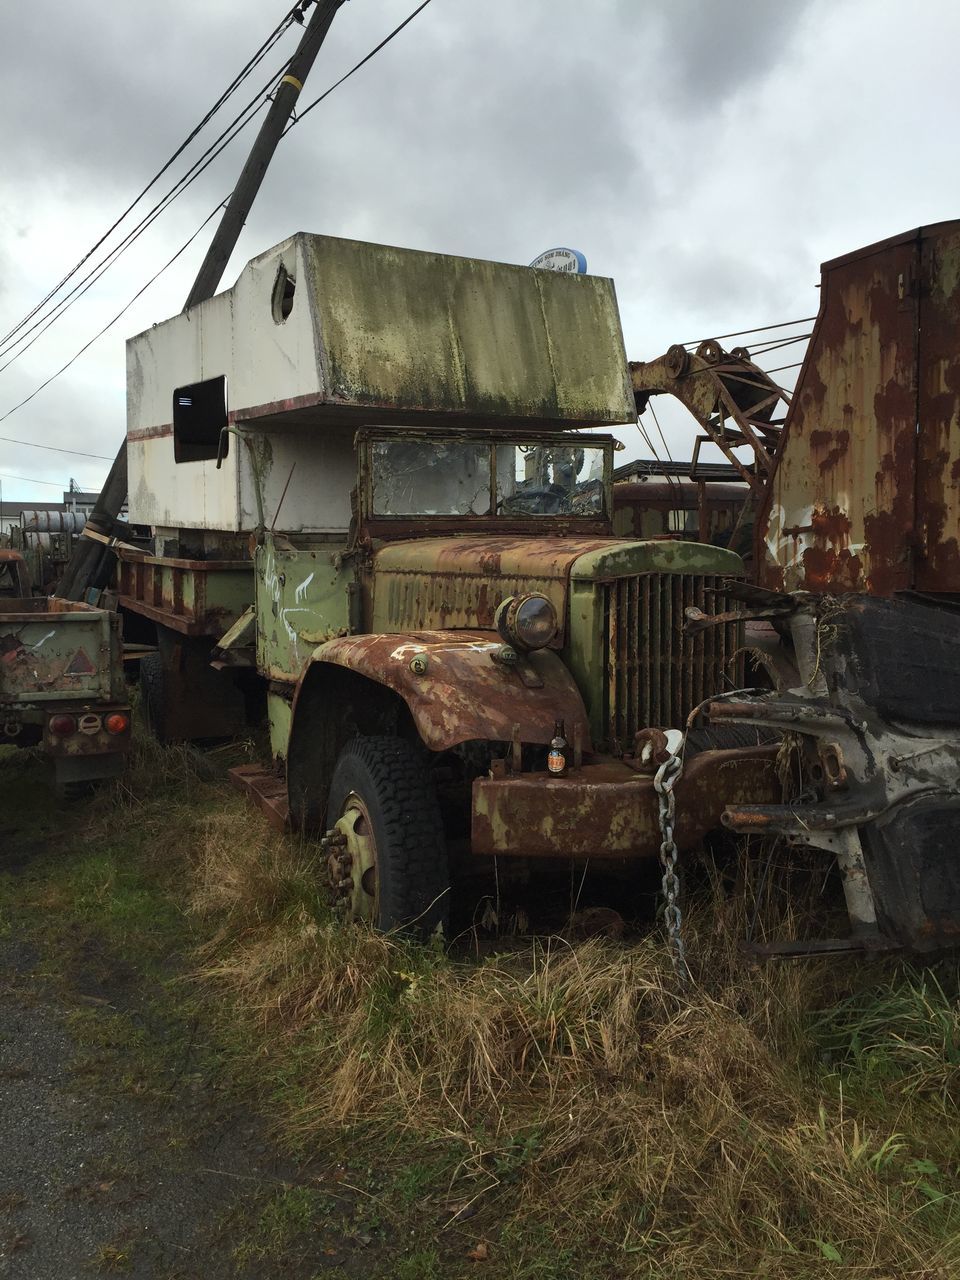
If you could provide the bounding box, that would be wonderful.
[529,247,587,274]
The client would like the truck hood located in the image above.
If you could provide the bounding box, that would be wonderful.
[374,535,742,580]
[371,536,743,642]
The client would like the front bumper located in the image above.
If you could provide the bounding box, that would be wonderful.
[471,746,780,858]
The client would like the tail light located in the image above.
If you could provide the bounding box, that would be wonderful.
[49,714,77,736]
[105,712,130,736]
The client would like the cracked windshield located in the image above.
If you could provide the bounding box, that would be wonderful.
[370,440,607,517]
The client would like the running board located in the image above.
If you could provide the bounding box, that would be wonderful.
[228,764,290,832]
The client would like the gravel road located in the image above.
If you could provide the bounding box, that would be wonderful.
[0,935,358,1279]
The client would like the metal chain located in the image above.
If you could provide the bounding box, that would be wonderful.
[653,752,689,986]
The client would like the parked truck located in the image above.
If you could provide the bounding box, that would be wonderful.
[82,210,960,957]
[112,232,779,932]
[0,589,131,795]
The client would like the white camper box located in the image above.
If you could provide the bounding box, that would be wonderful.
[125,233,634,542]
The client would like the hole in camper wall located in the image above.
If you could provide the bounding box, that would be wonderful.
[173,375,228,463]
[272,263,296,323]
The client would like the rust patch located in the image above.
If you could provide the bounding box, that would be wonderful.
[809,428,850,474]
[802,545,862,592]
[471,746,780,857]
[757,228,923,594]
[307,629,591,753]
[372,535,619,643]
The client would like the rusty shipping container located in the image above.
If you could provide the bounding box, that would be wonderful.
[758,220,960,595]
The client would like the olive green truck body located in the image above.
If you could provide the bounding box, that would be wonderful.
[116,234,776,928]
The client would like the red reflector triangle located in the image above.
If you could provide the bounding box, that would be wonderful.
[65,648,97,676]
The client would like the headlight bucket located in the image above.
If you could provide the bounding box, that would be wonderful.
[494,593,558,651]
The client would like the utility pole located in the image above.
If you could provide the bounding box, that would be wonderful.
[56,0,344,600]
[184,0,343,311]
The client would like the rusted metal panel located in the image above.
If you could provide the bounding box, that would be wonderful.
[308,629,591,752]
[0,598,120,702]
[116,551,253,636]
[758,229,924,594]
[916,225,960,589]
[471,747,779,857]
[229,763,290,832]
[612,480,747,543]
[0,551,30,598]
[371,536,615,644]
[255,536,355,678]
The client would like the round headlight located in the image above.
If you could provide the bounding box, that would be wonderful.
[495,593,558,651]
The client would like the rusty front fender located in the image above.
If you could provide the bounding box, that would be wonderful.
[300,630,591,752]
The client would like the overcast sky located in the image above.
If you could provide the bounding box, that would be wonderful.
[0,0,957,504]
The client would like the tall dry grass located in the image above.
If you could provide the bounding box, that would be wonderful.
[97,737,960,1277]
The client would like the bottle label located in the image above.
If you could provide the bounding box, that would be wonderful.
[547,749,566,775]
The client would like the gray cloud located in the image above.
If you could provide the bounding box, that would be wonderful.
[0,0,957,497]
[645,0,817,110]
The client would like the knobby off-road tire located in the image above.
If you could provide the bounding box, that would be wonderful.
[326,735,450,936]
[138,652,171,744]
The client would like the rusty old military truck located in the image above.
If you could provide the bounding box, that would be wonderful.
[114,233,778,931]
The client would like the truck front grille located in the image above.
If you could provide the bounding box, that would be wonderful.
[604,573,742,745]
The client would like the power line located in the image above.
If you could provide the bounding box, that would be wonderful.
[0,205,222,430]
[0,54,291,369]
[288,0,434,129]
[0,435,114,460]
[0,0,438,452]
[0,471,74,490]
[648,398,674,464]
[0,2,303,355]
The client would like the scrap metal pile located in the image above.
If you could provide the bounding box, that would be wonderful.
[635,221,960,954]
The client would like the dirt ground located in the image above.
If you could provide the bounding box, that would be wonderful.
[0,754,388,1280]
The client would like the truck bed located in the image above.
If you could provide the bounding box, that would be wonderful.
[0,597,121,703]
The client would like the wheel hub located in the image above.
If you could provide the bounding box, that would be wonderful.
[321,791,378,922]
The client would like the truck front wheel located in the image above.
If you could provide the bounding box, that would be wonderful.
[324,736,449,935]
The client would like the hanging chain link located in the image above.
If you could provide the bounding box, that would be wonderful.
[653,751,689,986]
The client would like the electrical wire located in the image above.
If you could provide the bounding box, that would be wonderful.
[634,414,683,507]
[635,417,664,465]
[286,0,434,130]
[0,471,75,489]
[0,2,303,354]
[0,204,222,432]
[0,53,293,369]
[0,435,114,460]
[645,397,688,516]
[648,399,675,464]
[0,0,438,451]
[3,0,435,371]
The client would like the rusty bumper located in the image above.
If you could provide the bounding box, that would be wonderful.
[471,746,780,858]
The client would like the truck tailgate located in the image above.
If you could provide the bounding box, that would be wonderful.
[0,599,114,703]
